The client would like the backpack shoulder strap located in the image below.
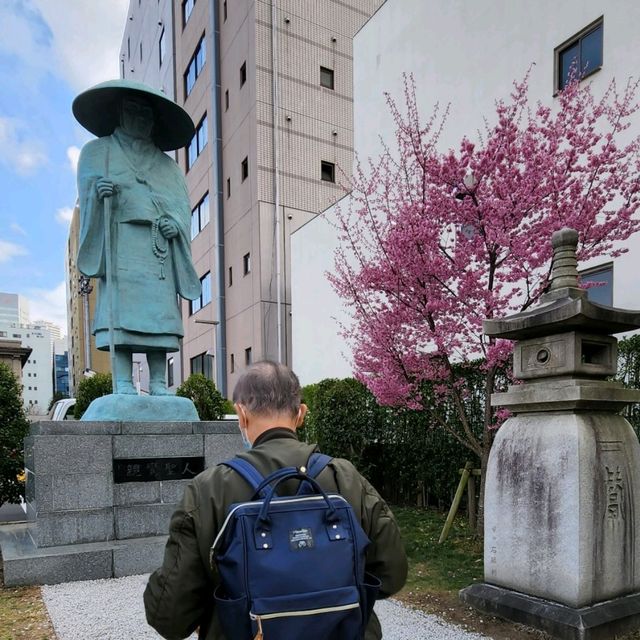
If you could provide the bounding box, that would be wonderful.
[221,458,267,498]
[297,452,333,495]
[306,452,332,479]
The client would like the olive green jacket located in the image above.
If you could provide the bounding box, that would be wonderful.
[144,429,407,640]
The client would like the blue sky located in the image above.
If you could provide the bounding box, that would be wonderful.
[0,0,128,331]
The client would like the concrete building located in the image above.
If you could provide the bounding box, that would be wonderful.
[0,323,53,415]
[119,0,385,396]
[0,339,31,379]
[0,292,29,326]
[291,0,640,385]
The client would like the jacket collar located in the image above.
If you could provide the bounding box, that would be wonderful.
[253,427,299,448]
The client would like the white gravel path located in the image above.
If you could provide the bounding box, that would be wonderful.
[42,574,489,640]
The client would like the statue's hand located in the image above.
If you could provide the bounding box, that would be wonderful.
[96,178,115,200]
[159,217,178,239]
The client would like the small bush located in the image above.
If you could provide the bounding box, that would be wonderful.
[176,374,225,420]
[221,398,235,415]
[0,363,30,507]
[74,373,112,419]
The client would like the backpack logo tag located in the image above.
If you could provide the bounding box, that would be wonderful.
[289,528,314,551]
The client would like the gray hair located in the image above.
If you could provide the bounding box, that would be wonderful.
[232,361,302,416]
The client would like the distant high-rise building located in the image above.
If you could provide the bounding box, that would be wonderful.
[118,0,385,396]
[0,292,29,326]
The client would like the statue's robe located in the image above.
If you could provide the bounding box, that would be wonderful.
[77,127,200,352]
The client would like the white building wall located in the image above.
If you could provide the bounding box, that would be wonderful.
[0,324,54,415]
[292,0,640,384]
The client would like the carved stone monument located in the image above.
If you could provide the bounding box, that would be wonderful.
[461,229,640,639]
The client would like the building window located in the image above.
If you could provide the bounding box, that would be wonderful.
[556,19,603,91]
[241,157,249,181]
[190,272,212,314]
[139,41,143,62]
[184,34,206,96]
[240,61,247,87]
[243,252,251,275]
[321,160,335,183]
[245,347,252,365]
[223,0,227,21]
[190,352,214,380]
[127,37,131,60]
[225,89,229,111]
[230,353,235,373]
[190,192,210,240]
[226,177,231,198]
[320,66,334,90]
[167,357,174,387]
[183,0,195,26]
[228,266,233,286]
[580,263,613,307]
[187,115,208,170]
[159,28,166,67]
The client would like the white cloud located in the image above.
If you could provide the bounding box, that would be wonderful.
[0,239,28,263]
[0,117,48,176]
[55,206,75,226]
[26,281,67,330]
[10,223,27,237]
[66,145,81,173]
[0,1,128,92]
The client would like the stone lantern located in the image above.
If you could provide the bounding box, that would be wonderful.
[461,228,640,639]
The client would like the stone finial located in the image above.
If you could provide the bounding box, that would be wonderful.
[549,228,582,292]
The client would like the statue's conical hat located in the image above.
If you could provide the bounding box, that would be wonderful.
[72,79,195,151]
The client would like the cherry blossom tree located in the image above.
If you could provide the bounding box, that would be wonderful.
[330,72,640,528]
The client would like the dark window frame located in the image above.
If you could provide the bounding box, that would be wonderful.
[240,61,247,87]
[241,156,249,182]
[190,192,210,240]
[190,271,212,314]
[245,347,252,366]
[190,352,214,380]
[229,266,233,287]
[555,17,603,92]
[159,28,166,67]
[184,34,207,97]
[182,0,195,27]
[243,252,251,275]
[187,114,208,170]
[321,160,336,183]
[167,356,174,387]
[225,89,229,111]
[320,66,334,90]
[580,262,613,307]
[223,0,228,21]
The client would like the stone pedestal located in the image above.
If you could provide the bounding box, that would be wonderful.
[0,420,241,585]
[484,412,640,608]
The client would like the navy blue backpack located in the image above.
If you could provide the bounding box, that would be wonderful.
[211,453,380,640]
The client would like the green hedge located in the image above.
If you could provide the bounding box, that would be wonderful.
[300,372,484,507]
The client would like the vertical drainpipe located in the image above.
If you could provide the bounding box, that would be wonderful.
[210,0,228,396]
[271,0,283,363]
[170,0,186,388]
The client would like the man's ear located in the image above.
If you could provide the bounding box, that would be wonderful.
[235,403,247,428]
[296,404,308,428]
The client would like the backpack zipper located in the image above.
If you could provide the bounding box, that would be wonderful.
[250,601,359,621]
[212,494,349,551]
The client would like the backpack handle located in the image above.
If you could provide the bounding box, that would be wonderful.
[257,472,338,530]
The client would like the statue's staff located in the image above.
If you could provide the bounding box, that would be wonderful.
[103,147,117,393]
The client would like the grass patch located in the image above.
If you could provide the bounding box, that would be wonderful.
[394,505,482,593]
[0,586,55,640]
[0,555,56,640]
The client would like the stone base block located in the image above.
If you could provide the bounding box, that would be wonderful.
[460,583,640,640]
[81,394,198,422]
[0,522,167,586]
